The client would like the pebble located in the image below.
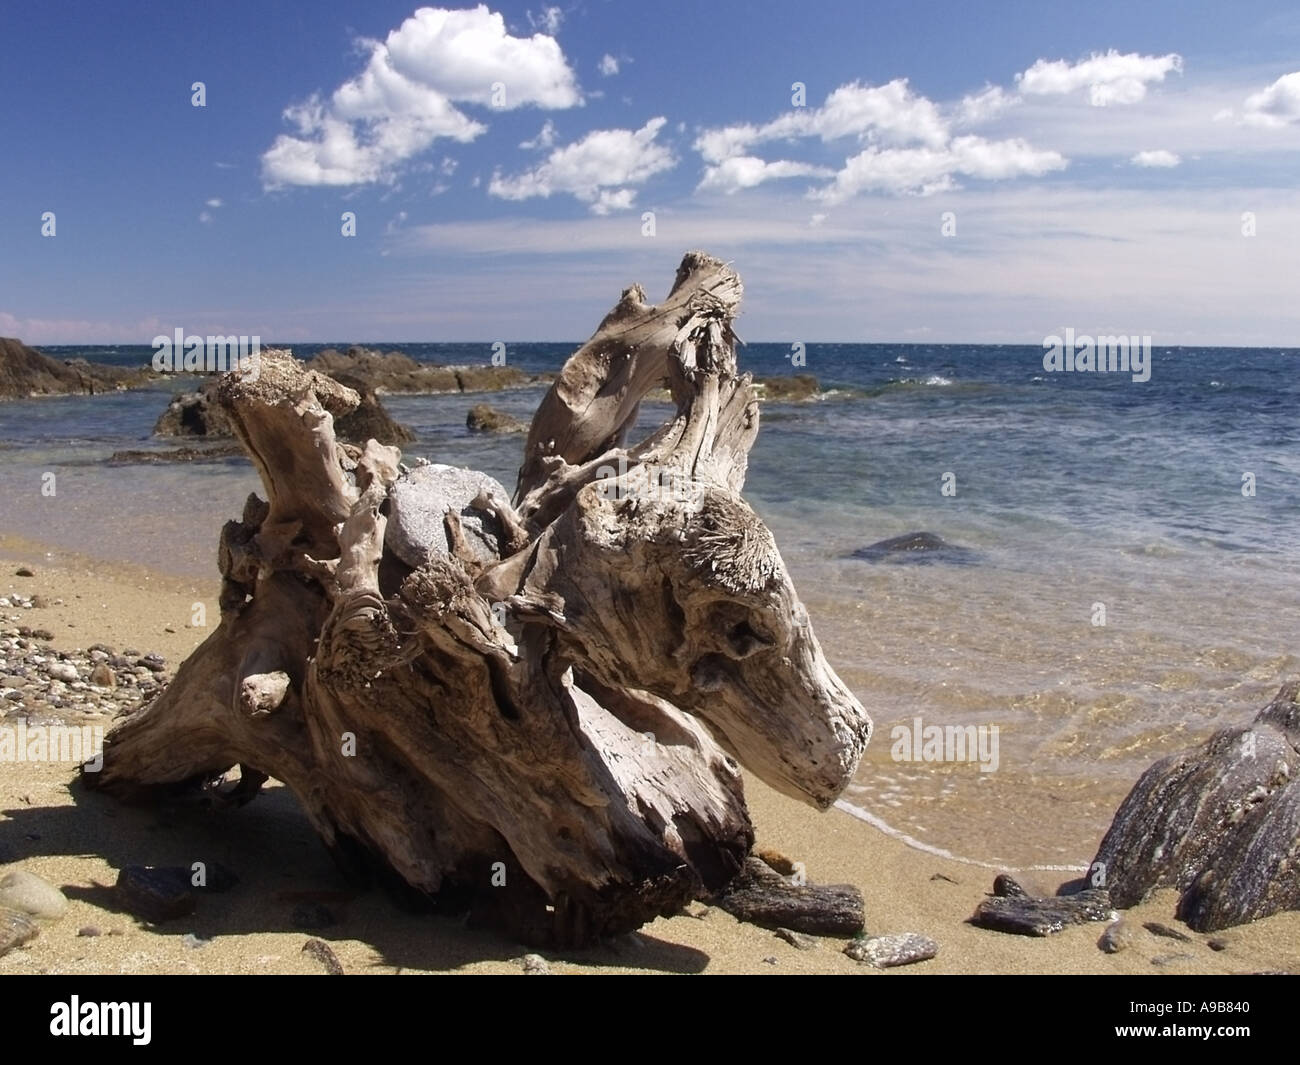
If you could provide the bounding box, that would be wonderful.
[0,869,69,919]
[302,938,343,975]
[46,662,78,683]
[1207,936,1233,952]
[775,927,818,950]
[521,953,549,974]
[1098,919,1137,954]
[182,933,210,949]
[88,664,116,688]
[0,906,39,957]
[1143,921,1192,943]
[844,932,939,969]
[1152,953,1197,967]
[14,567,34,577]
[114,866,196,922]
[77,926,102,938]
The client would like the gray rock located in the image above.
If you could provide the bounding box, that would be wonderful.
[45,661,78,683]
[774,927,818,950]
[0,869,68,919]
[1152,953,1197,966]
[521,953,549,974]
[181,933,210,949]
[1098,919,1137,954]
[716,856,864,936]
[0,906,39,957]
[849,531,978,566]
[386,464,512,569]
[844,932,938,968]
[77,926,102,937]
[1091,682,1300,931]
[971,882,1113,937]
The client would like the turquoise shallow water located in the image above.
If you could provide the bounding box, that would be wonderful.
[2,342,1298,865]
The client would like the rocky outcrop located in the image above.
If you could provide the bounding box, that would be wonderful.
[1092,682,1300,931]
[329,373,415,446]
[304,345,538,394]
[753,374,820,401]
[850,531,978,565]
[466,403,527,433]
[152,380,231,437]
[0,337,153,399]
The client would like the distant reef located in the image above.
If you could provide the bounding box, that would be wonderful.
[304,345,552,395]
[0,337,155,399]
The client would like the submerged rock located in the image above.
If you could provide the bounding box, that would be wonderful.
[849,531,978,565]
[715,856,864,936]
[754,374,820,402]
[467,403,527,434]
[1091,681,1300,932]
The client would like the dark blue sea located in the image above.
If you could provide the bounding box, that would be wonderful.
[2,342,1298,866]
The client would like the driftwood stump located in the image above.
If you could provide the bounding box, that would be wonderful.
[85,252,872,945]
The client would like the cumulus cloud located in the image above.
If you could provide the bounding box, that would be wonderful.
[520,120,557,149]
[1130,149,1180,168]
[262,5,580,188]
[527,6,563,35]
[488,116,675,213]
[1242,71,1300,127]
[598,54,619,77]
[698,155,834,194]
[813,137,1066,204]
[1016,49,1183,106]
[956,85,1018,125]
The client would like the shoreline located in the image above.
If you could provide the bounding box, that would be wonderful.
[2,547,1298,974]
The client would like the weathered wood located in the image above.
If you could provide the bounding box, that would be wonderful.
[86,252,872,946]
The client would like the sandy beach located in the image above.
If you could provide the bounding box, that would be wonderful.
[2,542,1297,976]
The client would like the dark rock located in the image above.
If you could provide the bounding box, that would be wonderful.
[301,937,343,975]
[454,366,528,393]
[77,926,102,937]
[0,906,39,957]
[849,531,978,565]
[152,380,232,438]
[1207,937,1232,952]
[137,654,166,673]
[715,856,864,936]
[1091,681,1300,931]
[844,932,938,968]
[14,568,34,578]
[192,862,239,893]
[114,866,196,922]
[992,873,1029,898]
[292,902,337,929]
[0,337,153,399]
[754,374,819,401]
[466,403,527,434]
[971,882,1113,936]
[329,373,414,446]
[1144,921,1192,943]
[774,927,818,950]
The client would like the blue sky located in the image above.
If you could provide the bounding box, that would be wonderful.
[2,0,1299,344]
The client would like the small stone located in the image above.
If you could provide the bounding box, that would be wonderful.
[88,664,116,689]
[46,662,78,683]
[0,869,69,919]
[762,955,778,965]
[992,873,1029,898]
[114,866,196,922]
[29,596,48,609]
[77,926,102,938]
[775,927,818,950]
[844,932,939,969]
[164,627,176,634]
[1098,919,1137,954]
[930,873,959,884]
[301,938,343,975]
[521,953,549,974]
[754,847,797,876]
[1207,936,1233,952]
[0,907,39,957]
[181,933,210,949]
[1143,921,1192,943]
[292,903,337,929]
[137,654,166,674]
[14,567,34,577]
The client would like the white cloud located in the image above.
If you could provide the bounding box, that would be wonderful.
[198,211,214,224]
[204,197,224,208]
[489,116,675,212]
[598,54,619,77]
[1242,71,1300,127]
[813,137,1066,204]
[1016,50,1183,106]
[1130,149,1181,167]
[520,120,557,149]
[527,6,563,35]
[698,155,834,193]
[262,5,580,188]
[956,85,1018,125]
